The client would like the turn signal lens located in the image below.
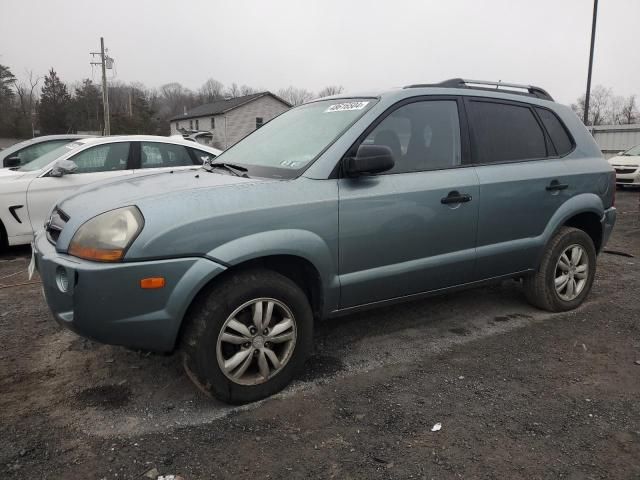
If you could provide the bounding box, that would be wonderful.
[68,206,144,262]
[140,277,165,289]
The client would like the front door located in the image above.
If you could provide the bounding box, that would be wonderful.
[26,142,133,233]
[338,98,479,308]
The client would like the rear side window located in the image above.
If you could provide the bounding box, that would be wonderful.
[189,148,217,165]
[468,101,546,163]
[535,108,573,156]
[141,142,193,168]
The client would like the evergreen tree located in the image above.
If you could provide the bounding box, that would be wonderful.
[38,68,71,134]
[0,64,17,136]
[70,79,102,132]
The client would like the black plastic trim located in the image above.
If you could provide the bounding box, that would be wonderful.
[8,205,24,224]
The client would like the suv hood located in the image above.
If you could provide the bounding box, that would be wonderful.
[608,155,640,166]
[58,168,264,215]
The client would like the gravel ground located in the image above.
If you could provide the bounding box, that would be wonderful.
[1,190,638,479]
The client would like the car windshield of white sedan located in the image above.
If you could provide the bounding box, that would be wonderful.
[623,145,640,156]
[18,141,85,172]
[215,99,376,176]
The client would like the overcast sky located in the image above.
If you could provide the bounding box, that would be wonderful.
[0,0,638,105]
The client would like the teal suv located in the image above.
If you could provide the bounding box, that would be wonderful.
[34,79,617,403]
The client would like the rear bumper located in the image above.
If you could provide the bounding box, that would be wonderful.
[601,207,616,251]
[34,231,226,352]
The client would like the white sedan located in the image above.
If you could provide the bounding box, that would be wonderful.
[608,144,640,187]
[0,135,221,247]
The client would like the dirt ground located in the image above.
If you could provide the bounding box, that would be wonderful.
[1,190,639,479]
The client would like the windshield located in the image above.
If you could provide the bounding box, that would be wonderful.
[18,141,85,171]
[215,99,376,178]
[623,144,640,156]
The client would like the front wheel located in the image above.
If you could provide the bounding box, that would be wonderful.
[181,269,313,404]
[523,227,597,312]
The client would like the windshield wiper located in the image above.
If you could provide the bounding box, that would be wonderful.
[202,160,249,177]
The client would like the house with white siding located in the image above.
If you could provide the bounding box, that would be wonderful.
[169,92,291,149]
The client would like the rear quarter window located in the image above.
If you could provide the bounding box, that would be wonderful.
[535,108,574,156]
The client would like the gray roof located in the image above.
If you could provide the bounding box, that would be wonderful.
[169,92,291,121]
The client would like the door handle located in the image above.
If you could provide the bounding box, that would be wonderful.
[546,180,569,191]
[441,191,472,204]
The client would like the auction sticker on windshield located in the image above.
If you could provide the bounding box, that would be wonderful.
[325,101,369,113]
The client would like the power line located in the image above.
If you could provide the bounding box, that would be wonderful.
[90,37,113,135]
[584,0,598,125]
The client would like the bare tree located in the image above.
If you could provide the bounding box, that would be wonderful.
[159,82,196,117]
[198,78,225,103]
[239,84,258,96]
[12,70,41,136]
[619,95,638,125]
[571,85,613,126]
[225,83,241,98]
[277,86,313,106]
[316,85,344,98]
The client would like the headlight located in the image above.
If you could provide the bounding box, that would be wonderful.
[68,206,144,262]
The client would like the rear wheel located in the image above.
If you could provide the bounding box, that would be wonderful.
[523,227,596,312]
[181,269,313,404]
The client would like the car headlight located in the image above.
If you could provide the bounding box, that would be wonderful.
[68,206,144,262]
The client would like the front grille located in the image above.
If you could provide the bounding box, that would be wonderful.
[613,165,638,175]
[45,208,69,245]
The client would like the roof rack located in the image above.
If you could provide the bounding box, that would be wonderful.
[404,78,554,101]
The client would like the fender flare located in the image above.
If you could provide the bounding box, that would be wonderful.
[206,229,340,313]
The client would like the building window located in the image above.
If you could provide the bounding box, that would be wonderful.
[176,122,179,130]
[211,117,215,129]
[189,120,193,129]
[195,119,199,130]
[256,117,264,129]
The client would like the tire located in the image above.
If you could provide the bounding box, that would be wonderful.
[181,269,313,404]
[523,227,597,312]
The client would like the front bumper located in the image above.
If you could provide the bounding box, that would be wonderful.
[601,207,616,251]
[613,169,640,185]
[34,231,226,352]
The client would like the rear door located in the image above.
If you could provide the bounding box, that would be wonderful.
[26,142,133,233]
[465,98,570,279]
[338,97,479,307]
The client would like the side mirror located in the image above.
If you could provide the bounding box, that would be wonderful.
[345,144,395,176]
[50,159,78,177]
[4,156,20,168]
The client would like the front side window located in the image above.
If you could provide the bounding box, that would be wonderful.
[215,98,376,178]
[141,142,193,168]
[69,142,130,173]
[468,100,546,164]
[361,100,461,173]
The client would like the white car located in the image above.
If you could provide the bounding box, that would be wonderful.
[608,144,640,187]
[0,135,221,247]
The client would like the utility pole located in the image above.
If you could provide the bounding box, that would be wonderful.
[584,0,598,125]
[90,37,112,135]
